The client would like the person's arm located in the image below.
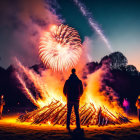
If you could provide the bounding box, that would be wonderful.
[3,100,5,106]
[136,100,138,107]
[63,81,67,96]
[79,81,83,97]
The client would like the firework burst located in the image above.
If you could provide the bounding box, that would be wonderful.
[39,24,82,71]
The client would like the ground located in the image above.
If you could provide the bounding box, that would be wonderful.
[0,115,140,140]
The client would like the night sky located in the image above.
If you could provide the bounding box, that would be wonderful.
[0,0,140,70]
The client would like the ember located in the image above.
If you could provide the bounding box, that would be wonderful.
[18,99,130,126]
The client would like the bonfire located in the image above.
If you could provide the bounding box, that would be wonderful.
[18,99,130,126]
[16,24,130,127]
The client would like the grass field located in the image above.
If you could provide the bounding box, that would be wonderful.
[0,115,140,140]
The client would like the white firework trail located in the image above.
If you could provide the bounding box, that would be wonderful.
[16,73,39,107]
[16,59,49,99]
[73,0,113,52]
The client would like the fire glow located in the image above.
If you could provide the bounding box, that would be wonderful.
[15,24,130,126]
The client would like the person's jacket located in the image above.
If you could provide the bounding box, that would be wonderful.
[136,99,140,109]
[63,74,83,102]
[0,99,5,106]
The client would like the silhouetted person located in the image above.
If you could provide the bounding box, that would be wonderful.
[123,98,130,114]
[0,95,5,119]
[136,95,140,122]
[63,68,83,131]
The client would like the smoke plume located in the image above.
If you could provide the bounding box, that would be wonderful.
[0,0,63,68]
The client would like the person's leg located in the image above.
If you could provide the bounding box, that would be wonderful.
[74,102,80,129]
[139,109,140,122]
[67,103,73,129]
[126,106,129,115]
[0,107,2,119]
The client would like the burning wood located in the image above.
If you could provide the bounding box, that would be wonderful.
[17,100,131,126]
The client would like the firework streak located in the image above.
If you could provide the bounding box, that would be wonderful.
[73,0,112,52]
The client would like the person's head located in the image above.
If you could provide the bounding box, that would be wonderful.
[71,68,76,74]
[1,95,4,99]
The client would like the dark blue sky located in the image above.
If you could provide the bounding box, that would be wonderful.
[0,0,140,70]
[57,0,140,70]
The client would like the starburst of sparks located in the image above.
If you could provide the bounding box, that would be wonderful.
[39,24,82,71]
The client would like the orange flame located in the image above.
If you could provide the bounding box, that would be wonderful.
[15,57,125,118]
